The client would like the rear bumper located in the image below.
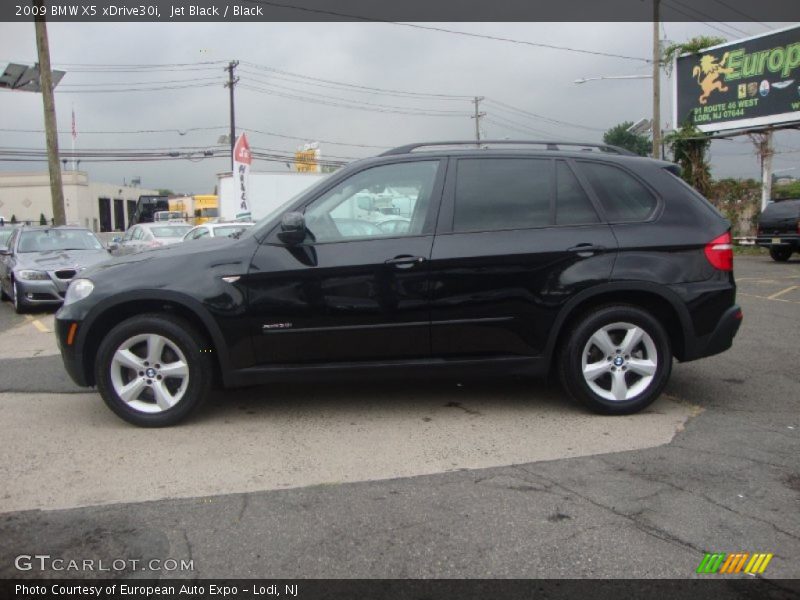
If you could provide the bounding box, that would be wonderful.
[682,305,743,362]
[756,235,799,250]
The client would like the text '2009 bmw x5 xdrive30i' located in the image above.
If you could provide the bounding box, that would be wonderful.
[56,141,742,427]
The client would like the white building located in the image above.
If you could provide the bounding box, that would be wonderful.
[0,171,158,232]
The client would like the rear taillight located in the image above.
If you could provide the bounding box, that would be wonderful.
[704,231,733,271]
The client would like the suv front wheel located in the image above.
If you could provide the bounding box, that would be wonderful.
[95,314,212,427]
[559,306,672,415]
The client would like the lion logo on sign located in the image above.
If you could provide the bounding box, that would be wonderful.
[692,52,734,105]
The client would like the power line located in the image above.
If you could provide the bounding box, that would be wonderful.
[239,1,651,63]
[57,76,224,88]
[239,73,470,114]
[51,82,220,94]
[662,0,751,37]
[239,83,471,117]
[707,0,770,28]
[486,99,607,132]
[239,62,473,100]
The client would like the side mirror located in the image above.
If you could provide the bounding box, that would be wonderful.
[278,212,307,245]
[0,246,9,256]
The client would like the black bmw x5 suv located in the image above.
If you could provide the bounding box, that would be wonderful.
[56,140,742,426]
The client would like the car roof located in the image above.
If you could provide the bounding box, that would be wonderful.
[348,140,674,171]
[16,225,91,231]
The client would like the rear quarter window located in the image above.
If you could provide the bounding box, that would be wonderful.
[578,161,658,222]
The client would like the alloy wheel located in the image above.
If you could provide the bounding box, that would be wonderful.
[581,321,658,402]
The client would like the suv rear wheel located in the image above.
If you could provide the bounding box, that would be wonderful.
[769,246,792,262]
[559,305,671,415]
[95,314,212,427]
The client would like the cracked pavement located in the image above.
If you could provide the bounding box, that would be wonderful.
[0,256,798,579]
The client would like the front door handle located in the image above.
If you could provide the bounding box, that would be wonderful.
[567,243,606,257]
[385,255,426,269]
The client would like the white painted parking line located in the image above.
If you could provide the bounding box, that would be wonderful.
[0,314,59,358]
[767,285,799,300]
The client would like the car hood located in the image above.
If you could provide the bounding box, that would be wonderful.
[14,249,112,272]
[82,235,243,279]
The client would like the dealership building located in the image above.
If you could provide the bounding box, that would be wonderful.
[0,170,158,232]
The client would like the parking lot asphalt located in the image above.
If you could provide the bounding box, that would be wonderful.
[0,255,798,579]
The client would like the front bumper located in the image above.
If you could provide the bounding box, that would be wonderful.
[15,277,67,304]
[55,316,90,387]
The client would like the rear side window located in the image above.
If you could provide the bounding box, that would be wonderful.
[454,158,551,232]
[556,161,599,225]
[762,200,800,218]
[579,161,657,222]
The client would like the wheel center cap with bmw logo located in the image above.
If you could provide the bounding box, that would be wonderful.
[613,356,625,367]
[146,367,157,378]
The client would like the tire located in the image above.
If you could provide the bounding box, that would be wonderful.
[0,281,8,302]
[95,313,212,427]
[769,246,792,262]
[558,305,672,415]
[11,281,28,314]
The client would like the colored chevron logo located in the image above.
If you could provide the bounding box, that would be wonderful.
[696,552,773,574]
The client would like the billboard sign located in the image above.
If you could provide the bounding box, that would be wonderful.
[673,25,800,133]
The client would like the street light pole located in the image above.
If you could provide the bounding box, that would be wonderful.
[226,60,239,170]
[652,0,662,159]
[33,0,66,226]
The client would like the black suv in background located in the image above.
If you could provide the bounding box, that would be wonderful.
[55,141,742,426]
[756,198,800,261]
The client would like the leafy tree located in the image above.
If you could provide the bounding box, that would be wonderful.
[39,213,47,225]
[661,35,727,74]
[666,123,712,196]
[603,122,651,157]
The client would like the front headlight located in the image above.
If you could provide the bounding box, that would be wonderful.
[64,278,94,306]
[16,270,49,281]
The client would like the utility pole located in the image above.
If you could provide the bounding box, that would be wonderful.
[471,96,485,146]
[33,0,66,226]
[652,0,662,159]
[225,60,239,170]
[752,131,774,211]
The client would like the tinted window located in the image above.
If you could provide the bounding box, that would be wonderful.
[305,161,438,242]
[579,162,657,222]
[556,161,598,225]
[150,225,192,238]
[18,229,103,253]
[762,199,800,218]
[454,159,552,232]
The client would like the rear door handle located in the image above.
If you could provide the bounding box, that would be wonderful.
[567,243,606,257]
[385,255,426,269]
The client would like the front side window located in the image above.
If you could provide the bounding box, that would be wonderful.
[304,161,438,243]
[453,159,552,232]
[578,161,657,222]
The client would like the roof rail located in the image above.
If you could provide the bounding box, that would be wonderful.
[380,140,638,157]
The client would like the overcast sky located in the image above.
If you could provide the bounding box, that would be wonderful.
[1,21,798,193]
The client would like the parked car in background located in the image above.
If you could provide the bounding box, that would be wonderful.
[373,216,411,235]
[756,198,800,261]
[182,222,254,242]
[0,226,110,313]
[56,140,742,427]
[0,226,16,247]
[111,222,193,255]
[153,211,187,223]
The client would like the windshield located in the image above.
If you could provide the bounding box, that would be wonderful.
[248,178,332,239]
[151,225,192,238]
[763,199,800,218]
[0,229,13,246]
[17,229,103,253]
[215,225,252,237]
